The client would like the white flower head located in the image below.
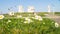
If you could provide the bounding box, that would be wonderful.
[8,12,14,16]
[55,22,59,28]
[24,17,32,24]
[24,20,31,24]
[0,15,4,19]
[38,16,43,21]
[24,21,27,23]
[25,17,29,20]
[35,15,43,21]
[35,15,39,19]
[6,20,11,24]
[17,15,22,18]
[38,18,43,21]
[8,20,11,22]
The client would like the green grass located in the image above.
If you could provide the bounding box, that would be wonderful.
[3,12,48,17]
[0,12,60,34]
[55,12,60,16]
[0,17,60,34]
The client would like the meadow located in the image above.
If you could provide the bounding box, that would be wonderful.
[0,12,60,34]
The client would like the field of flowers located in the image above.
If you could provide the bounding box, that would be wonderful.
[0,13,60,34]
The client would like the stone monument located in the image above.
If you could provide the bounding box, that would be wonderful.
[18,5,24,13]
[27,6,35,12]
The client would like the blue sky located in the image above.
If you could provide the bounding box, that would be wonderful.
[0,0,60,14]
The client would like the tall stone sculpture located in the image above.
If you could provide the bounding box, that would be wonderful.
[48,5,51,13]
[18,5,24,13]
[28,6,35,12]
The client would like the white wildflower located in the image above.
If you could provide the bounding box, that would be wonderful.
[8,20,11,22]
[24,21,27,23]
[55,22,59,28]
[25,17,30,20]
[8,12,14,16]
[0,15,4,19]
[24,20,30,24]
[16,15,22,18]
[35,15,43,21]
[24,17,32,24]
[35,15,39,19]
[38,16,43,21]
[6,20,11,24]
[38,18,43,21]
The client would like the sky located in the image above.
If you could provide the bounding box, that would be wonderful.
[0,0,60,14]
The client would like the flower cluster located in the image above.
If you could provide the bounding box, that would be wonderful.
[8,12,14,16]
[55,22,59,28]
[0,15,4,19]
[33,13,43,21]
[6,20,11,24]
[16,15,22,18]
[34,15,43,21]
[0,13,60,34]
[24,17,33,24]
